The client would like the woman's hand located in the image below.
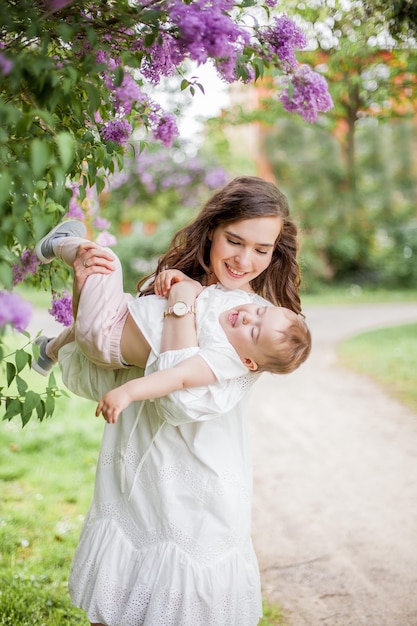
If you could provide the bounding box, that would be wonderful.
[154,269,188,296]
[72,242,115,317]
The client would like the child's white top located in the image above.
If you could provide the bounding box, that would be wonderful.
[128,282,252,381]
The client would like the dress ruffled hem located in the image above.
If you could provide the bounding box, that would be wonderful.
[69,518,263,626]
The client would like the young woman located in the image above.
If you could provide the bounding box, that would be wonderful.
[56,176,303,626]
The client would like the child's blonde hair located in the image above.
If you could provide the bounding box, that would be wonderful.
[257,312,311,375]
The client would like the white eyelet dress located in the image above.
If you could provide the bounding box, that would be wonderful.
[59,285,270,626]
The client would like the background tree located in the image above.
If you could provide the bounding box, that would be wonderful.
[213,0,417,288]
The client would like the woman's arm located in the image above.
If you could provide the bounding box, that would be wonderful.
[159,278,204,351]
[96,354,217,423]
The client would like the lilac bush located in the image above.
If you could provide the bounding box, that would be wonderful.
[0,0,333,423]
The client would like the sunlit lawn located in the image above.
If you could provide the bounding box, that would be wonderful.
[337,322,417,412]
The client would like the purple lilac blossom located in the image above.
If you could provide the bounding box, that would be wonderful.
[93,216,111,230]
[169,0,249,79]
[260,14,307,70]
[49,292,73,327]
[0,53,13,75]
[113,72,143,115]
[141,35,183,85]
[0,291,33,332]
[66,199,84,220]
[204,167,229,189]
[279,65,333,123]
[12,250,40,286]
[265,0,278,6]
[100,119,132,145]
[152,113,179,147]
[96,231,117,247]
[47,0,72,8]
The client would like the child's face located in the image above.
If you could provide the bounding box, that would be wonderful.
[219,303,293,370]
[207,216,282,292]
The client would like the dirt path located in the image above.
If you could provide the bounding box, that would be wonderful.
[249,302,417,626]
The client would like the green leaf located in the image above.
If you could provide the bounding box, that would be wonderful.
[30,138,50,178]
[15,349,30,373]
[23,390,41,415]
[45,393,55,416]
[6,361,16,387]
[96,176,105,194]
[85,83,101,113]
[114,66,124,87]
[0,170,11,208]
[55,132,75,171]
[0,259,13,289]
[48,370,57,388]
[36,399,46,422]
[3,398,22,421]
[16,374,28,396]
[21,409,32,427]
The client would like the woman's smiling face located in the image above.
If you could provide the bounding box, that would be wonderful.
[207,216,282,291]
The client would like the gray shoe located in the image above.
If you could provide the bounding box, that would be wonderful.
[35,220,86,263]
[32,336,55,376]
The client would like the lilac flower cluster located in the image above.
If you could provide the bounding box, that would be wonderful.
[140,35,183,85]
[107,143,229,212]
[100,119,132,145]
[49,291,73,327]
[96,231,117,247]
[112,72,143,116]
[168,0,250,82]
[46,0,73,10]
[89,3,332,146]
[0,52,13,75]
[151,113,179,147]
[0,291,32,332]
[66,187,84,220]
[279,64,334,123]
[260,14,307,70]
[93,216,111,230]
[12,250,40,286]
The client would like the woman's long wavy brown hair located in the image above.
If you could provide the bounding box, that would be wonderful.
[137,176,302,314]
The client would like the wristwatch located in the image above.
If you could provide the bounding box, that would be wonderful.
[164,301,196,317]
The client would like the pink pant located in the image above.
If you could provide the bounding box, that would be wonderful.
[47,238,133,368]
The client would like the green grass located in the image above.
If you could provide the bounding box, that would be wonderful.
[0,344,101,625]
[301,284,417,306]
[338,322,417,412]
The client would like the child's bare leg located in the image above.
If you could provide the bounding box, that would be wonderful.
[74,252,150,368]
[120,312,150,368]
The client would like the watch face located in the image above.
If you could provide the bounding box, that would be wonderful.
[173,301,188,316]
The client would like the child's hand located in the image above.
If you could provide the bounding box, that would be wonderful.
[96,387,132,424]
[169,278,204,300]
[154,269,187,296]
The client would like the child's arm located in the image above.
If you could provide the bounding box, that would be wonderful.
[96,354,217,423]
